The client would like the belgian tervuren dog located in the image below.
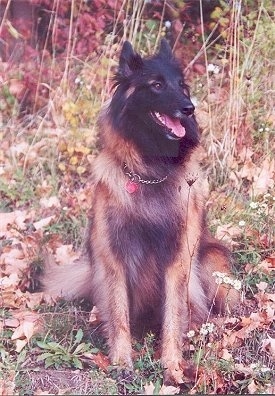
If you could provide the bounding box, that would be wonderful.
[43,40,238,384]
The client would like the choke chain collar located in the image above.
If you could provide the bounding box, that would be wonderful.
[123,162,168,185]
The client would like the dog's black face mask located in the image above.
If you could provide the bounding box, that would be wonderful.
[109,40,200,161]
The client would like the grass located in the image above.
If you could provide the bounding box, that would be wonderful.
[0,0,274,394]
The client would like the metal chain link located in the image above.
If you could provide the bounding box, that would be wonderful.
[123,162,168,185]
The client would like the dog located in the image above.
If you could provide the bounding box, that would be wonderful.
[43,40,238,384]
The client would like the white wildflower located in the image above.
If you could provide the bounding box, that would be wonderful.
[207,63,220,74]
[200,327,209,336]
[261,366,271,373]
[249,201,258,209]
[215,277,223,285]
[223,276,231,284]
[164,20,172,29]
[238,220,246,227]
[200,322,215,336]
[213,271,242,290]
[233,280,242,290]
[187,330,195,338]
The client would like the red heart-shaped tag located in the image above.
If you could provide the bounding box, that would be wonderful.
[125,180,139,194]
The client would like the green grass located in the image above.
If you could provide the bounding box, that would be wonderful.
[0,0,274,394]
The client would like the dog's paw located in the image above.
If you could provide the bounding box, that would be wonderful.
[109,349,133,370]
[163,360,184,385]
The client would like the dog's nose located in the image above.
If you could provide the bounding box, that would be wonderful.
[182,103,195,117]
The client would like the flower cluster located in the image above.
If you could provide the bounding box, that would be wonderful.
[249,194,274,216]
[258,125,270,133]
[186,330,195,338]
[250,363,271,373]
[200,322,215,336]
[186,322,215,338]
[212,271,242,291]
[207,63,220,74]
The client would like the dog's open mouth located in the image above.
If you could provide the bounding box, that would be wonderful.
[151,111,186,140]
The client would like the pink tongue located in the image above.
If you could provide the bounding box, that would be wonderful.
[163,115,186,137]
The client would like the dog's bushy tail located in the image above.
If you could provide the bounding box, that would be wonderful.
[41,250,93,301]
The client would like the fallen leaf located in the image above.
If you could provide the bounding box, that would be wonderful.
[266,255,275,267]
[215,223,242,245]
[247,379,258,394]
[0,248,29,275]
[252,158,274,195]
[143,382,180,395]
[83,351,110,371]
[11,311,42,344]
[15,339,28,353]
[89,305,100,324]
[0,371,16,395]
[261,335,275,359]
[33,215,56,230]
[256,281,268,291]
[55,244,79,265]
[40,196,61,209]
[220,348,233,360]
[2,318,20,328]
[0,210,28,233]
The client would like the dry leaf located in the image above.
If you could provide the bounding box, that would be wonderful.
[261,335,275,359]
[247,379,258,394]
[15,339,28,353]
[220,348,233,360]
[252,158,274,195]
[83,351,110,371]
[0,248,29,276]
[256,281,268,291]
[89,306,100,324]
[55,244,79,265]
[143,382,180,395]
[215,223,242,245]
[2,318,20,328]
[11,311,42,344]
[0,371,16,395]
[40,196,61,209]
[0,210,28,233]
[33,215,56,230]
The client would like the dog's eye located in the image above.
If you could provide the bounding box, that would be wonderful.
[151,81,163,91]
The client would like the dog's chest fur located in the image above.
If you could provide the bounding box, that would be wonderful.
[107,186,182,276]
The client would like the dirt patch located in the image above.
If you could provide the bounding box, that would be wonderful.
[18,368,117,395]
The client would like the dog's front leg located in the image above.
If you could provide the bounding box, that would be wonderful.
[161,260,189,384]
[93,255,133,369]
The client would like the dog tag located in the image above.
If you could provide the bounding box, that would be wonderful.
[125,180,139,194]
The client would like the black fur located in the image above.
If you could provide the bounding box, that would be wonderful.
[109,39,199,162]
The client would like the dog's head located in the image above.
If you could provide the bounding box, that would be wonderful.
[109,40,200,160]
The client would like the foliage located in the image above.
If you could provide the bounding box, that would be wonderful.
[36,329,98,369]
[0,0,274,395]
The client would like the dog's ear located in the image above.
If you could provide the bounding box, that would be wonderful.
[118,41,143,77]
[158,39,173,59]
